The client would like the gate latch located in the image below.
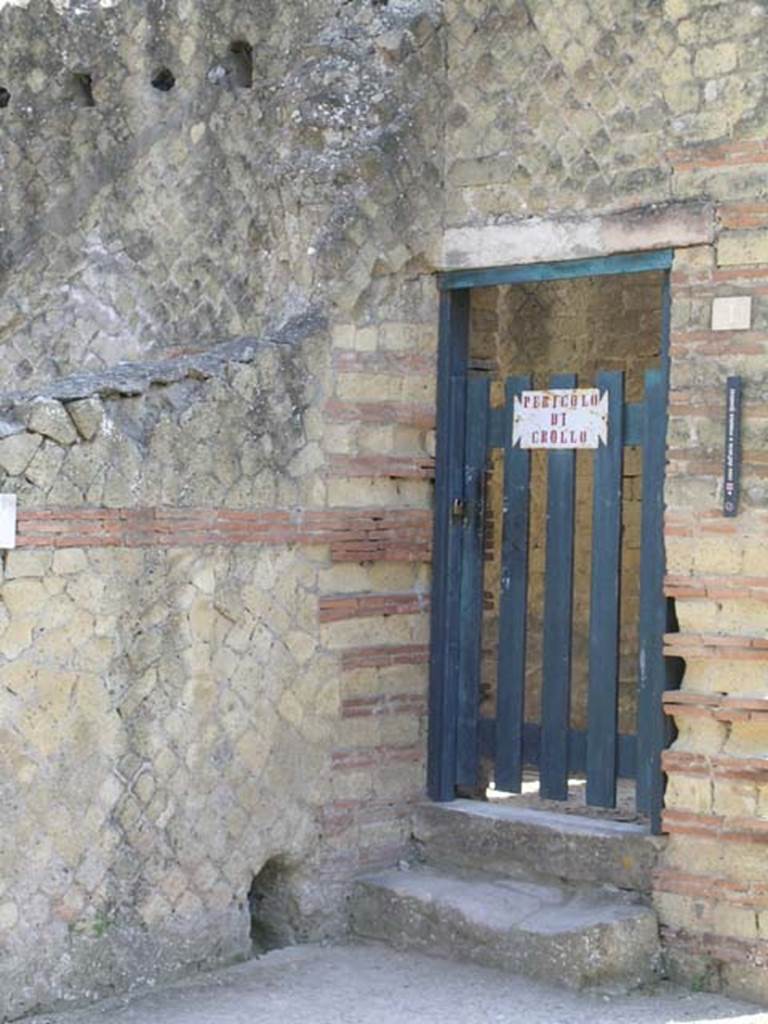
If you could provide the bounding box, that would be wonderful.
[450,497,466,523]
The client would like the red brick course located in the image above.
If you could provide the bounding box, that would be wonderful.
[663,808,768,843]
[663,690,768,720]
[340,643,430,670]
[341,693,427,719]
[664,634,768,661]
[667,139,768,172]
[330,743,423,771]
[324,399,435,428]
[332,349,434,375]
[663,749,768,782]
[662,927,768,969]
[327,454,435,479]
[15,507,433,561]
[665,575,768,600]
[319,592,429,623]
[655,868,768,908]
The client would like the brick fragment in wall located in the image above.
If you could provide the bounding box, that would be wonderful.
[324,399,436,429]
[326,454,436,479]
[340,643,430,671]
[319,592,429,623]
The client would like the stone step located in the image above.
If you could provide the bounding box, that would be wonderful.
[414,800,664,893]
[350,866,661,992]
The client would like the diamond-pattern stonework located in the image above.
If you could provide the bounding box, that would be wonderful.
[445,0,768,224]
[0,0,444,391]
[5,0,768,1015]
[0,540,336,1015]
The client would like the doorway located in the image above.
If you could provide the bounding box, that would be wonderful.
[428,251,676,833]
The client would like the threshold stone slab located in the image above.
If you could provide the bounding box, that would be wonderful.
[413,800,664,892]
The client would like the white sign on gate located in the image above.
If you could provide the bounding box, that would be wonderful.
[512,389,609,450]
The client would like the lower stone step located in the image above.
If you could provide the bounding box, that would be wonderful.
[350,866,661,992]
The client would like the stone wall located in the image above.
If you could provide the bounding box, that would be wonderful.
[0,0,443,389]
[441,0,768,1004]
[4,0,768,1015]
[658,232,768,1005]
[0,0,444,1017]
[443,0,768,230]
[0,308,439,1019]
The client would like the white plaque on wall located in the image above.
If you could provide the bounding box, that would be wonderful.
[712,296,752,332]
[0,494,17,549]
[512,389,609,450]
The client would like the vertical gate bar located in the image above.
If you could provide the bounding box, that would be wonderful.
[540,372,577,801]
[428,288,470,802]
[455,375,490,787]
[586,371,625,808]
[495,375,532,793]
[636,366,668,830]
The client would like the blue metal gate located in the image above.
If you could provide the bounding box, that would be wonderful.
[428,251,674,833]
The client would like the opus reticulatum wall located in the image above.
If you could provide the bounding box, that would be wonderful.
[2,0,768,1015]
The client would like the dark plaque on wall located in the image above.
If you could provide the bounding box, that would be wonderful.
[723,376,742,517]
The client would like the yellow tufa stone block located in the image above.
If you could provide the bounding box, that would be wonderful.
[712,780,758,819]
[665,774,713,815]
[717,230,768,267]
[693,42,738,79]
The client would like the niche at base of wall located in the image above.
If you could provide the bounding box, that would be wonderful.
[0,495,17,549]
[712,296,752,331]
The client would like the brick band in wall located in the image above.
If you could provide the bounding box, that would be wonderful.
[667,139,768,173]
[15,507,432,560]
[655,870,768,910]
[663,691,768,720]
[327,454,435,479]
[319,592,429,623]
[663,634,768,661]
[663,809,768,844]
[324,399,435,429]
[663,750,768,782]
[662,927,768,970]
[341,693,427,719]
[330,743,423,771]
[332,350,434,375]
[666,575,768,600]
[340,643,430,671]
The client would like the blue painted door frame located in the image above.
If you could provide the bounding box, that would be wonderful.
[427,249,674,832]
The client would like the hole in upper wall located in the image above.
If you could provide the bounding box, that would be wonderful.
[70,72,96,108]
[0,88,10,109]
[229,40,253,88]
[151,68,176,92]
